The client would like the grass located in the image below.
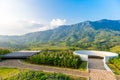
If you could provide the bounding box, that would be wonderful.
[8,70,87,80]
[0,67,20,79]
[107,63,120,75]
[0,66,87,80]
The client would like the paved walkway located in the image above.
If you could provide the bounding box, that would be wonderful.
[0,60,88,78]
[116,75,120,80]
[88,58,105,70]
[89,69,116,80]
[88,58,116,80]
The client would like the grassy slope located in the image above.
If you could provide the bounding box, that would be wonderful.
[108,63,120,75]
[0,67,20,79]
[107,63,120,80]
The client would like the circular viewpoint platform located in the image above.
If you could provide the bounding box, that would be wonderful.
[74,50,118,71]
[74,50,118,80]
[74,50,118,62]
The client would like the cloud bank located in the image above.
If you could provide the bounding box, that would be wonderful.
[0,19,66,35]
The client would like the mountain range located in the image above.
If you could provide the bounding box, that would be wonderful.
[0,19,120,50]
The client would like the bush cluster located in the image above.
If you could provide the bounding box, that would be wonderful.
[28,50,81,69]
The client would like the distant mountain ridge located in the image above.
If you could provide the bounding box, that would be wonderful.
[0,19,120,49]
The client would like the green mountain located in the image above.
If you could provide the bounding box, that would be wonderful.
[1,19,120,50]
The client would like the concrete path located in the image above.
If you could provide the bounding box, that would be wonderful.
[88,58,105,70]
[89,69,116,80]
[116,75,120,80]
[0,59,88,78]
[88,58,116,80]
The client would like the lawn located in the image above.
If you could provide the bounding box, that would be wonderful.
[0,67,20,79]
[107,63,120,75]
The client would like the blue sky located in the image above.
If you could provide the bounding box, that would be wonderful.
[0,0,120,35]
[27,0,120,23]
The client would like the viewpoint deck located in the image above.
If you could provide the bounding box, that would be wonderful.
[1,51,40,59]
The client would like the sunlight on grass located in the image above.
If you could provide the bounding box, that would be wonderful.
[0,67,29,80]
[107,63,120,75]
[0,67,20,79]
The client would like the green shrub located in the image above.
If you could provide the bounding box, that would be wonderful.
[79,61,87,70]
[27,50,81,69]
[0,48,11,55]
[0,56,1,61]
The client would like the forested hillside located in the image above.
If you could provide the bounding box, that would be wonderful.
[0,19,120,51]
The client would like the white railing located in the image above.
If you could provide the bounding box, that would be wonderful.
[103,56,112,71]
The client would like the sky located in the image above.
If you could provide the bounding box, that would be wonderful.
[0,0,120,35]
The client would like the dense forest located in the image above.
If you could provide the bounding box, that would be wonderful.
[27,50,83,69]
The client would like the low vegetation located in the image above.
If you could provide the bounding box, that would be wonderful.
[27,50,84,69]
[8,70,86,80]
[78,61,87,70]
[108,64,120,75]
[0,67,20,80]
[108,55,120,74]
[110,46,120,54]
[0,48,11,61]
[0,67,87,80]
[0,48,10,55]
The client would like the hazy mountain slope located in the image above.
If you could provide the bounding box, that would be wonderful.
[0,19,120,49]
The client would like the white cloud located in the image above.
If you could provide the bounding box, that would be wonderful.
[0,20,43,35]
[37,19,66,31]
[0,19,66,35]
[50,19,66,27]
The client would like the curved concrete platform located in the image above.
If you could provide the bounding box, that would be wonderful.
[74,50,117,80]
[74,50,118,71]
[74,50,118,62]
